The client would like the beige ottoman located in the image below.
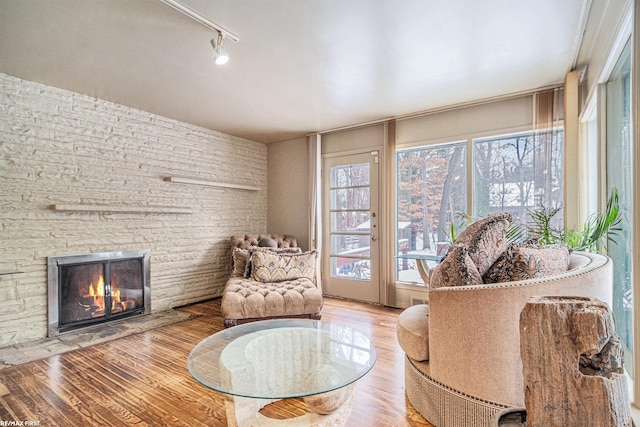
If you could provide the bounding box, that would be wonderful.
[396,304,430,361]
[221,277,323,327]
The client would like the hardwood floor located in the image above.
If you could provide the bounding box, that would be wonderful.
[0,298,433,426]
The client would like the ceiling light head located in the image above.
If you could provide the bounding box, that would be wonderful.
[211,31,229,65]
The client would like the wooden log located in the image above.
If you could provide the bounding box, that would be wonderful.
[519,296,632,427]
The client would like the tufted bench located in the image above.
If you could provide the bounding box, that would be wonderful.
[221,234,323,327]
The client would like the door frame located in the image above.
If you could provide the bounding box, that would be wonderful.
[321,150,380,303]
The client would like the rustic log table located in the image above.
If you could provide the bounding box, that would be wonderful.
[519,296,633,427]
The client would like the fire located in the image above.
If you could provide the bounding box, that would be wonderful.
[88,275,105,297]
[87,275,121,303]
[83,274,129,314]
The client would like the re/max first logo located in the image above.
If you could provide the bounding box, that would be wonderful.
[0,421,40,426]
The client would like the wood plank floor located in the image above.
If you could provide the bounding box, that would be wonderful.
[0,298,433,426]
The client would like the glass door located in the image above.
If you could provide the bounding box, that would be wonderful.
[322,152,380,303]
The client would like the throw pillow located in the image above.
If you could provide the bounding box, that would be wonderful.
[483,243,570,283]
[258,237,277,248]
[245,246,302,277]
[231,248,249,278]
[429,245,483,289]
[250,248,317,282]
[453,212,513,276]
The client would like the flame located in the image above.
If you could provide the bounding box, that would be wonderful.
[88,275,105,297]
[112,289,121,303]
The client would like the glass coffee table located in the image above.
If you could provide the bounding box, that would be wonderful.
[188,318,376,426]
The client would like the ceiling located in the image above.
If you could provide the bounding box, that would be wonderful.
[0,0,590,144]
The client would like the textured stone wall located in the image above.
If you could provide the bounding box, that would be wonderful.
[0,73,267,346]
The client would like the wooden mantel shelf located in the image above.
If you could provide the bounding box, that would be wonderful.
[164,176,261,191]
[0,270,24,276]
[52,204,193,214]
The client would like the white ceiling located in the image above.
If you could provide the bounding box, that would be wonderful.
[0,0,590,143]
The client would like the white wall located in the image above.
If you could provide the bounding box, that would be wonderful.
[396,94,533,146]
[0,73,267,346]
[576,0,633,109]
[322,124,386,154]
[267,137,310,250]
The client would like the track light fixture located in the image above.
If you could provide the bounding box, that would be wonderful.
[211,31,229,65]
[159,0,239,66]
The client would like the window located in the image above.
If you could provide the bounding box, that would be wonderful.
[395,142,467,284]
[328,161,371,280]
[606,39,633,379]
[395,129,564,285]
[474,130,564,226]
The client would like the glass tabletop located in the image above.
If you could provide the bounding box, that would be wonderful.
[187,319,376,399]
[395,253,442,261]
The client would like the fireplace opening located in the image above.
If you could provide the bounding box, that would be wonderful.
[48,250,150,336]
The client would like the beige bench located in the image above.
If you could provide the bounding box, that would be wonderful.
[221,234,323,327]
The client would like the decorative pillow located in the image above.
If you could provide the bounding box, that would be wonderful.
[266,247,303,254]
[231,248,249,278]
[453,212,513,276]
[250,248,317,283]
[258,237,277,248]
[429,245,483,289]
[244,246,302,278]
[483,243,570,283]
[232,246,303,278]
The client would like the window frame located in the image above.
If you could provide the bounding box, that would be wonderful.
[393,123,567,287]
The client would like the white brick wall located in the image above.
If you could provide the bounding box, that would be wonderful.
[0,73,267,346]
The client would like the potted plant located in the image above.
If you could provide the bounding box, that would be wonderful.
[526,188,622,251]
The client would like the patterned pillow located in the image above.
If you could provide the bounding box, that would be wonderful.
[245,246,302,278]
[250,248,317,282]
[453,212,512,276]
[266,247,303,254]
[483,243,570,283]
[231,248,250,278]
[429,245,483,289]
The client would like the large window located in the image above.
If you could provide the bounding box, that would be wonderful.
[606,39,633,378]
[395,129,564,285]
[474,130,564,226]
[396,142,466,284]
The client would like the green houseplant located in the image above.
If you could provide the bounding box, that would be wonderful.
[526,188,622,251]
[439,188,621,252]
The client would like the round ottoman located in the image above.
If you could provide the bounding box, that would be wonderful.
[396,303,430,361]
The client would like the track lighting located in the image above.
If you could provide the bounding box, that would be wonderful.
[159,0,239,66]
[211,31,229,65]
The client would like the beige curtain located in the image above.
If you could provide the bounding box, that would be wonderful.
[533,87,564,210]
[382,120,396,306]
[307,133,322,292]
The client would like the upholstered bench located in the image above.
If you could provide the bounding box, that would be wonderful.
[221,234,323,327]
[222,276,323,326]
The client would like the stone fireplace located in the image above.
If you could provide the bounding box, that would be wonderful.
[47,250,151,337]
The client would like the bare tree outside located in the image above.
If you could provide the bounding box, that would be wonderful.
[396,143,466,283]
[395,130,564,285]
[330,162,372,279]
[474,131,564,227]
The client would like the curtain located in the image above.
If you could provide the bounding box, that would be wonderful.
[533,88,564,214]
[307,133,322,292]
[382,120,396,305]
